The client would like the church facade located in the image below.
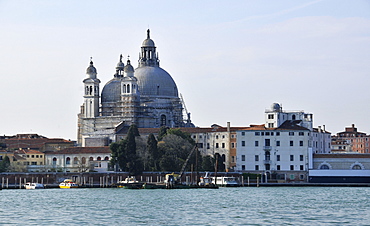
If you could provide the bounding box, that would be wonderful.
[77,30,189,146]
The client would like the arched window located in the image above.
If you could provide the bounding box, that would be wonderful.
[81,157,86,164]
[127,84,130,93]
[66,157,71,165]
[104,156,109,161]
[97,156,101,161]
[123,84,126,93]
[89,157,93,161]
[73,157,79,164]
[320,164,330,169]
[352,165,362,170]
[52,157,57,165]
[89,86,93,95]
[161,115,166,126]
[292,115,296,120]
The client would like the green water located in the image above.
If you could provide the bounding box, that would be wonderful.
[0,187,369,225]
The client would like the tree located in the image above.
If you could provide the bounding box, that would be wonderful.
[0,156,10,173]
[147,133,160,171]
[110,125,143,175]
[201,155,215,171]
[157,126,168,141]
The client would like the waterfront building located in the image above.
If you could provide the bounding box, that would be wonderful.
[309,153,370,183]
[44,147,111,173]
[236,103,331,182]
[10,149,45,172]
[331,124,370,153]
[77,29,193,147]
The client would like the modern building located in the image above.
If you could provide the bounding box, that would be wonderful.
[236,103,331,182]
[77,30,193,147]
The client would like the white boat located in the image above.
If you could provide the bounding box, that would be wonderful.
[24,182,44,189]
[59,179,79,189]
[198,172,217,187]
[212,176,240,187]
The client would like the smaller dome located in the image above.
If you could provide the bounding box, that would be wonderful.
[271,103,281,112]
[142,29,155,47]
[116,54,124,70]
[86,60,97,78]
[124,59,134,73]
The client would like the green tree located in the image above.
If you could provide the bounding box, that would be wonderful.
[0,156,11,173]
[201,155,215,171]
[147,133,160,171]
[110,125,143,175]
[157,126,168,141]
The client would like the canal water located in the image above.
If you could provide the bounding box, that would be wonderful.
[0,186,369,225]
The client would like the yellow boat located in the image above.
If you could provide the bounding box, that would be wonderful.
[59,179,79,189]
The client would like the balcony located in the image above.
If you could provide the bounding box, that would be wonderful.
[263,160,271,164]
[263,146,272,151]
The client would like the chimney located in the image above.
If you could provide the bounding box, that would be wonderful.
[227,122,230,132]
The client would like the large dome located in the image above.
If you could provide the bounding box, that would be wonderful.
[101,78,121,103]
[135,66,178,97]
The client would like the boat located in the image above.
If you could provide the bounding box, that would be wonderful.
[24,182,44,189]
[59,179,79,188]
[212,176,240,187]
[117,177,143,189]
[198,172,218,188]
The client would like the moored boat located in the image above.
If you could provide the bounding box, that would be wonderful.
[117,177,143,189]
[212,176,240,187]
[59,179,79,189]
[24,182,44,189]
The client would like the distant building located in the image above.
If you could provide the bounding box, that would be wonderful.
[331,124,370,153]
[236,103,331,182]
[0,134,74,152]
[77,29,193,147]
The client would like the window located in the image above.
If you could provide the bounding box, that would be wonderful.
[268,114,274,119]
[268,123,274,128]
[73,157,79,164]
[216,143,219,148]
[196,143,203,148]
[255,165,259,170]
[276,140,280,146]
[289,132,294,136]
[207,143,210,149]
[97,156,101,161]
[352,165,362,170]
[300,141,303,146]
[242,165,245,170]
[160,115,166,126]
[320,164,330,169]
[299,132,304,136]
[89,157,93,161]
[241,132,245,136]
[276,132,280,136]
[66,157,71,165]
[82,157,86,164]
[31,155,34,158]
[300,155,304,161]
[290,141,294,146]
[290,155,294,161]
[265,164,270,170]
[277,155,280,161]
[36,155,39,158]
[266,132,270,136]
[277,165,281,170]
[299,174,304,180]
[232,156,235,162]
[290,165,294,170]
[216,135,219,139]
[300,165,304,170]
[31,162,37,165]
[255,141,259,147]
[241,155,245,161]
[255,155,259,161]
[255,132,260,136]
[241,141,245,147]
[52,157,57,165]
[222,135,225,139]
[231,143,235,148]
[104,156,109,161]
[222,143,225,148]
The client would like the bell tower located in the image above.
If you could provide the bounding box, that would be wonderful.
[83,59,101,118]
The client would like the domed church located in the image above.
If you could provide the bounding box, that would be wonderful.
[77,30,192,146]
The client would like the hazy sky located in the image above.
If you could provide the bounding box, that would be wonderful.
[1,0,369,140]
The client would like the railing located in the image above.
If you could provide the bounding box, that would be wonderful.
[263,160,271,164]
[263,146,272,151]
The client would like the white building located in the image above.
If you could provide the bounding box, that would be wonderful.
[44,147,111,173]
[236,103,331,182]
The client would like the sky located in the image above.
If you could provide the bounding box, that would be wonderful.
[0,0,370,140]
